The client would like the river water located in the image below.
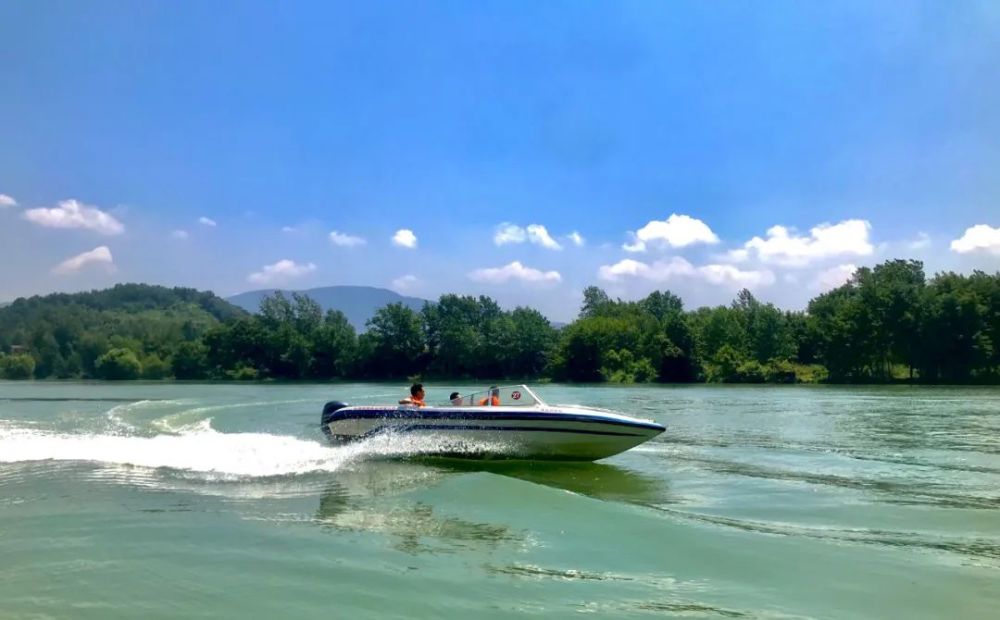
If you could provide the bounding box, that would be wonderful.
[1,382,998,619]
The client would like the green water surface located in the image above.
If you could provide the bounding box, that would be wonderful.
[1,382,998,619]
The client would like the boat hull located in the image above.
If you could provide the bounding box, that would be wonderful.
[321,406,665,461]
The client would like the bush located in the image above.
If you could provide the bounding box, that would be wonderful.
[94,348,142,380]
[141,354,171,380]
[226,365,259,381]
[0,353,36,379]
[734,360,767,383]
[763,359,798,384]
[172,342,209,379]
[601,349,656,383]
[792,363,828,383]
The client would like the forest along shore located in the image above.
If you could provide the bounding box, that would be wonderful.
[1,259,998,384]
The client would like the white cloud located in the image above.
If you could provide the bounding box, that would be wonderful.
[567,231,585,247]
[598,257,696,282]
[908,232,931,251]
[698,264,776,288]
[0,194,16,208]
[623,214,719,252]
[493,223,563,250]
[494,223,526,245]
[23,199,124,235]
[52,246,114,275]
[950,225,1000,256]
[170,229,189,240]
[329,230,366,247]
[469,261,562,285]
[392,229,418,249]
[527,224,561,250]
[247,259,317,285]
[717,248,750,263]
[281,226,296,233]
[598,257,774,289]
[742,219,873,266]
[198,216,217,227]
[391,274,420,291]
[622,235,646,253]
[815,264,858,291]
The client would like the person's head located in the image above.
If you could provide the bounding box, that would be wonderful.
[489,385,499,396]
[410,383,424,398]
[449,391,461,404]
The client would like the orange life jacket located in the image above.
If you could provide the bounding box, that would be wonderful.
[479,395,500,406]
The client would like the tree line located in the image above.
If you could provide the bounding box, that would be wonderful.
[1,260,999,383]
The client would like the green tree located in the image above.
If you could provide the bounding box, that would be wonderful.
[311,310,358,377]
[94,348,142,380]
[0,353,36,379]
[361,303,425,377]
[141,353,172,379]
[172,341,210,379]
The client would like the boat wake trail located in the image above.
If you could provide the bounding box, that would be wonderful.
[0,422,511,479]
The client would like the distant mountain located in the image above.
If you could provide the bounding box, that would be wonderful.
[227,285,429,331]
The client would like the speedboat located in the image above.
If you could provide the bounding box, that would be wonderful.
[319,385,665,461]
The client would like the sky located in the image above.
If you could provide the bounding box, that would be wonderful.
[1,1,999,322]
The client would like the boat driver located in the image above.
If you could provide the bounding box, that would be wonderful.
[399,383,426,407]
[450,392,463,405]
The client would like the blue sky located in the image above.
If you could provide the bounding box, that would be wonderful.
[1,1,999,321]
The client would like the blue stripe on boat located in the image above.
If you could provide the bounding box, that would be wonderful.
[325,408,666,432]
[345,424,653,440]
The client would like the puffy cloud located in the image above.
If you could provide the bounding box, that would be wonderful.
[392,229,418,249]
[329,230,366,247]
[23,199,124,235]
[698,264,776,288]
[742,219,873,266]
[391,274,419,291]
[908,232,931,251]
[598,257,774,289]
[566,231,585,247]
[0,194,16,208]
[247,259,317,285]
[52,246,114,275]
[469,261,562,285]
[493,223,563,250]
[198,216,217,227]
[599,257,695,282]
[715,248,749,263]
[526,224,561,250]
[815,264,858,291]
[170,229,190,240]
[622,214,719,252]
[494,223,526,245]
[950,225,1000,256]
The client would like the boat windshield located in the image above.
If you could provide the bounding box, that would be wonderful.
[445,385,542,407]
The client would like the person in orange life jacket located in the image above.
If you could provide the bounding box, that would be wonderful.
[399,383,426,407]
[479,386,501,406]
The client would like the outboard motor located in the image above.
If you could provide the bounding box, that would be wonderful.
[320,401,348,441]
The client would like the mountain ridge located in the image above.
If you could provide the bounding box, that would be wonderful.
[227,285,429,331]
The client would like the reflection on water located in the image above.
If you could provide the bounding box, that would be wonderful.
[311,459,669,555]
[420,458,670,504]
[315,468,525,555]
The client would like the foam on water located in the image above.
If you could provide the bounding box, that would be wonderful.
[0,421,511,478]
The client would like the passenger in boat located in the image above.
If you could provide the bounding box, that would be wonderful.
[399,383,426,407]
[479,386,501,406]
[449,392,463,405]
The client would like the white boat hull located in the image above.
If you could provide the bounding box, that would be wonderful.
[321,404,665,461]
